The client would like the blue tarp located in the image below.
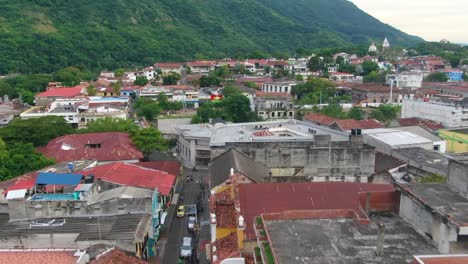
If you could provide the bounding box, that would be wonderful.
[36,172,83,186]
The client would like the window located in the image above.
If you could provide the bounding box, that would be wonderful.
[271,112,275,117]
[285,87,289,93]
[289,112,293,117]
[85,143,101,149]
[373,99,377,103]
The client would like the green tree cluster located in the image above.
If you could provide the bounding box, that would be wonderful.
[0,116,74,180]
[134,76,149,86]
[425,72,448,82]
[370,104,400,123]
[52,67,95,86]
[192,94,257,124]
[162,73,181,85]
[292,78,350,105]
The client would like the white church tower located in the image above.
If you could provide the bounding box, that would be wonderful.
[368,42,378,53]
[383,38,390,48]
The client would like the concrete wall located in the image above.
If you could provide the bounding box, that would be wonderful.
[0,233,79,249]
[448,159,468,198]
[220,138,375,180]
[402,100,468,128]
[399,193,458,253]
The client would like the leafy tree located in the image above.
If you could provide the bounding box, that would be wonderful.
[112,80,122,95]
[0,80,16,99]
[370,104,400,123]
[192,94,257,123]
[339,64,356,74]
[463,72,468,81]
[425,72,448,82]
[335,56,345,65]
[307,56,322,71]
[162,72,181,85]
[114,68,125,77]
[131,127,168,158]
[134,76,149,86]
[244,81,259,90]
[80,117,138,134]
[86,85,97,96]
[5,142,55,180]
[364,71,386,83]
[52,67,94,86]
[18,90,35,105]
[361,61,379,75]
[0,138,10,179]
[0,116,74,147]
[291,78,337,102]
[222,86,242,97]
[319,104,347,119]
[199,75,222,87]
[347,107,364,120]
[141,103,161,121]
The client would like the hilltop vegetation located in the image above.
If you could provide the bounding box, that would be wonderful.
[0,0,421,74]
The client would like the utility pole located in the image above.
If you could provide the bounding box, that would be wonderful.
[389,81,393,104]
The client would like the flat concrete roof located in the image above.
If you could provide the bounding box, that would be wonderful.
[400,183,468,225]
[265,214,438,264]
[178,119,349,146]
[392,147,449,176]
[363,128,433,146]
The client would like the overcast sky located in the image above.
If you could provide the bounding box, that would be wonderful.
[350,0,468,43]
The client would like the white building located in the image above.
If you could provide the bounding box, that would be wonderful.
[402,99,468,128]
[261,82,297,94]
[20,97,129,128]
[386,71,423,89]
[383,38,390,48]
[362,128,444,155]
[368,43,378,53]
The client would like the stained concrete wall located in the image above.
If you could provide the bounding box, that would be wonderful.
[399,193,458,253]
[8,197,152,221]
[448,159,468,198]
[219,138,375,180]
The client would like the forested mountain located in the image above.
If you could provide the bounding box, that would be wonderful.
[0,0,422,74]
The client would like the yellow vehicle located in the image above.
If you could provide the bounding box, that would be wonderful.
[177,205,185,217]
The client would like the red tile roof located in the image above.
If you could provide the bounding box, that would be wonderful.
[303,113,340,126]
[212,188,237,228]
[90,248,146,264]
[397,117,445,131]
[413,255,468,264]
[37,132,143,163]
[78,162,176,195]
[1,250,78,264]
[332,119,384,131]
[36,86,85,98]
[0,172,37,191]
[213,232,240,264]
[134,161,181,176]
[239,182,396,239]
[186,60,217,67]
[154,62,183,69]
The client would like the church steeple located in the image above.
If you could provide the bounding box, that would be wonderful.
[383,38,390,48]
[368,42,377,53]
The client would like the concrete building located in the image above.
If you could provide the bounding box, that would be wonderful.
[386,71,423,89]
[177,120,375,182]
[401,99,468,128]
[343,83,414,106]
[261,81,297,94]
[439,128,468,153]
[362,128,444,155]
[260,213,438,264]
[254,92,295,120]
[396,155,468,254]
[20,97,130,128]
[391,147,450,181]
[329,72,355,82]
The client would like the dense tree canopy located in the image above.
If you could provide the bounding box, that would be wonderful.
[0,116,74,147]
[192,94,257,124]
[425,72,448,82]
[131,127,168,158]
[370,104,400,123]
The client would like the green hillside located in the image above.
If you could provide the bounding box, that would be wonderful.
[0,0,422,74]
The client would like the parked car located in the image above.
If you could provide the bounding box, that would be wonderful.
[180,236,192,258]
[177,205,185,218]
[188,216,196,231]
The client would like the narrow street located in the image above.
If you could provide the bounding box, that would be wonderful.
[162,167,210,264]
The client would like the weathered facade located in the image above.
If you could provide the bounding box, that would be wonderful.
[216,135,375,182]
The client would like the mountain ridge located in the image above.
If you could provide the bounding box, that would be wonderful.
[0,0,422,74]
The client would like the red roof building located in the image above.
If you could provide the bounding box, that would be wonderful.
[90,248,147,264]
[397,117,445,132]
[36,85,86,98]
[1,250,79,264]
[329,119,384,132]
[37,132,143,163]
[78,162,176,196]
[238,182,396,239]
[135,161,181,176]
[303,113,340,126]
